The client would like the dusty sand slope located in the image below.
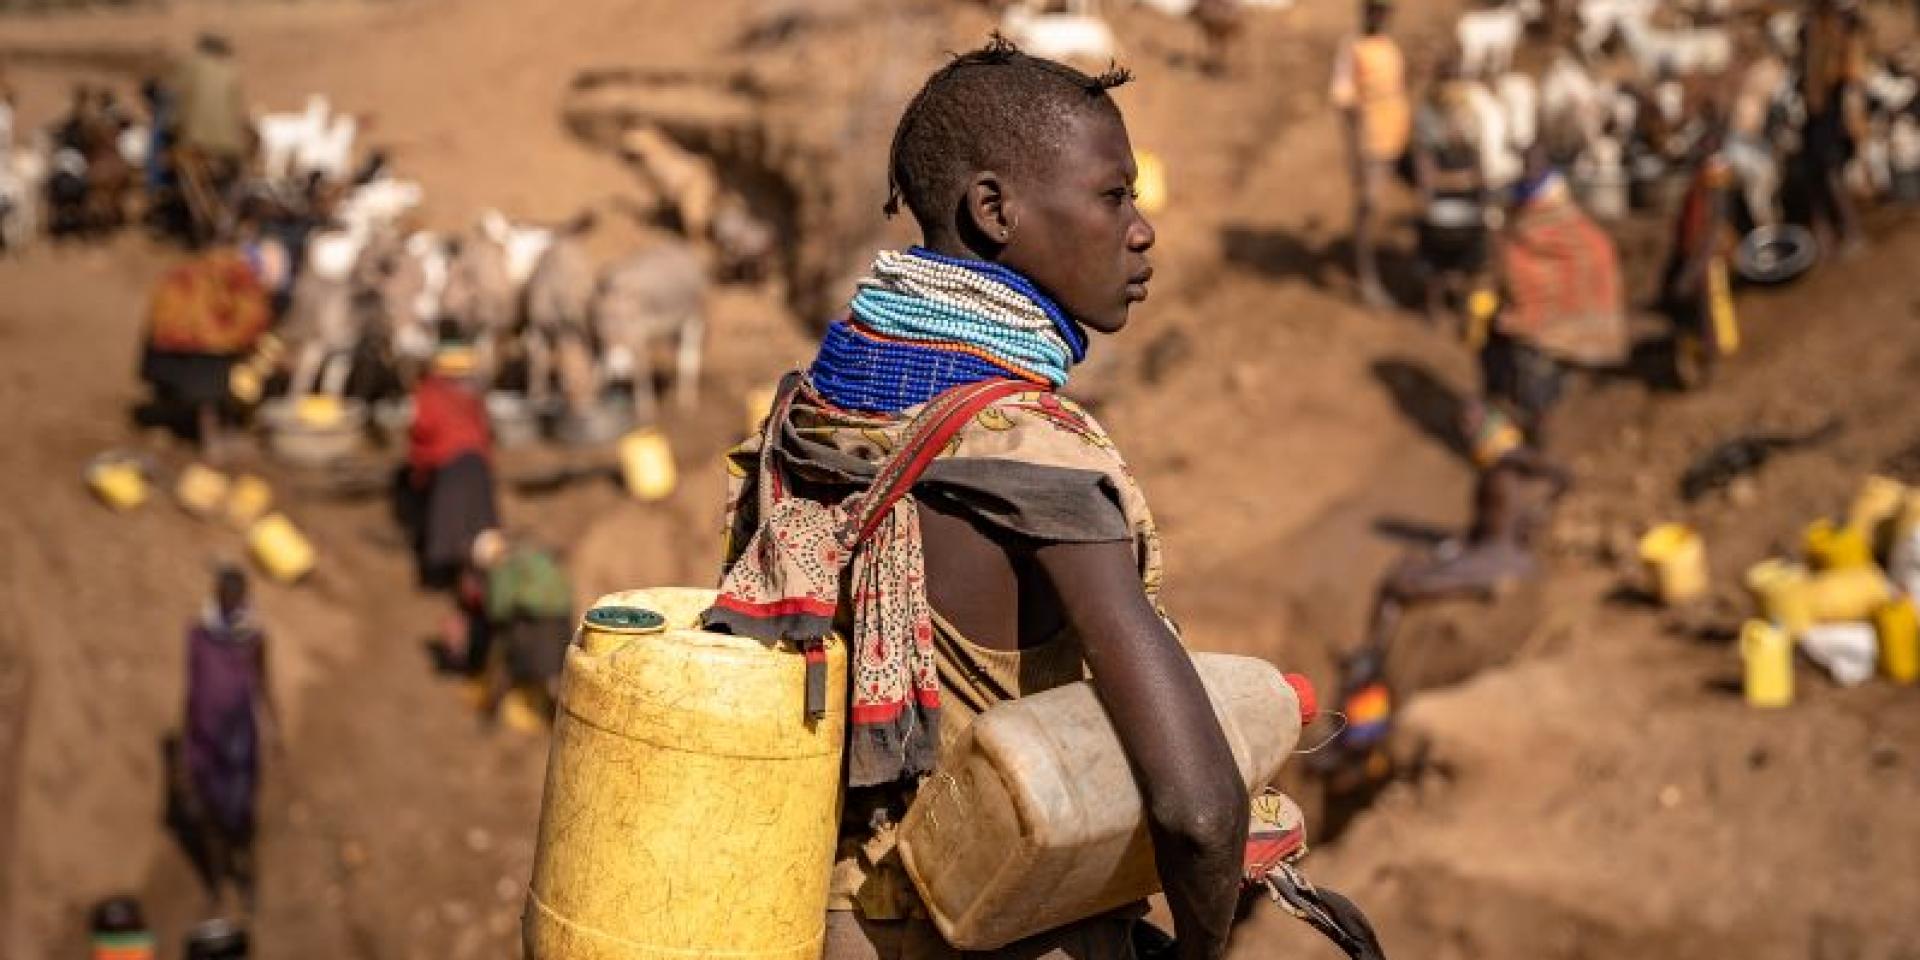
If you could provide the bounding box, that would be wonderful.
[3,1,1919,958]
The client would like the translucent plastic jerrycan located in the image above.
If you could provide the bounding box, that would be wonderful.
[525,588,845,960]
[898,653,1302,951]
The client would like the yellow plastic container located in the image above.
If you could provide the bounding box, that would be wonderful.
[1848,476,1909,539]
[1707,258,1740,355]
[1803,518,1873,571]
[225,475,273,529]
[1745,559,1814,633]
[1739,619,1794,708]
[1875,598,1919,684]
[175,463,231,518]
[525,588,845,960]
[1805,566,1892,624]
[618,428,677,502]
[247,513,316,584]
[1639,524,1708,605]
[86,457,149,511]
[295,394,345,429]
[1134,150,1168,215]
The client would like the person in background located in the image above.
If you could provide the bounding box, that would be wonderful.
[1662,118,1741,388]
[1491,154,1628,446]
[181,564,277,913]
[469,529,574,726]
[169,33,251,244]
[1327,400,1569,780]
[1798,0,1869,255]
[401,341,498,589]
[1330,0,1412,309]
[1411,53,1492,328]
[89,896,155,960]
[1724,22,1789,229]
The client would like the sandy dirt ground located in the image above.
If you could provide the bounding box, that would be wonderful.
[3,1,1920,958]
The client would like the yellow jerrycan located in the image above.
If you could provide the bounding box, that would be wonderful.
[618,428,677,502]
[525,588,846,960]
[1875,598,1920,684]
[898,653,1302,951]
[225,475,274,530]
[175,463,231,518]
[1803,518,1873,571]
[1848,475,1909,550]
[1639,524,1707,605]
[1745,559,1813,634]
[1805,566,1892,623]
[85,455,149,511]
[1739,620,1794,708]
[247,514,316,584]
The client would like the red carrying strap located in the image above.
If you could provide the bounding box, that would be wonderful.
[844,379,1043,546]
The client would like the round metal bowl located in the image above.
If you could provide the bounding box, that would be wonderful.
[1736,225,1818,285]
[258,397,367,467]
[486,391,544,449]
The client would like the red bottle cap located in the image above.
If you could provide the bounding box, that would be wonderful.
[1283,672,1318,725]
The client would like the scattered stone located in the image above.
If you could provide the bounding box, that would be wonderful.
[1727,476,1760,507]
[466,827,493,854]
[340,839,369,869]
[496,876,520,902]
[1657,784,1682,809]
[1871,744,1900,769]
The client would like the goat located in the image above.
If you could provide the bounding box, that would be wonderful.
[592,242,707,426]
[1000,2,1117,66]
[521,214,599,417]
[1574,0,1657,57]
[479,208,555,289]
[295,113,358,184]
[441,223,518,378]
[256,95,330,184]
[1458,5,1524,79]
[284,229,364,399]
[1616,18,1732,77]
[1496,72,1539,156]
[0,135,47,252]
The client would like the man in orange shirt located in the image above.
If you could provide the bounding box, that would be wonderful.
[1330,0,1411,310]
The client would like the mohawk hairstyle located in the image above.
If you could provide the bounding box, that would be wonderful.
[885,36,1132,230]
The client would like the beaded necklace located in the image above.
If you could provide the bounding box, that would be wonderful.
[809,248,1085,413]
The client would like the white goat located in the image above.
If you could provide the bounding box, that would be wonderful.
[256,95,330,183]
[1458,5,1524,80]
[1496,73,1539,156]
[0,134,47,252]
[296,113,358,184]
[1001,2,1117,66]
[1464,80,1522,190]
[1617,18,1732,77]
[479,209,555,290]
[1575,0,1656,55]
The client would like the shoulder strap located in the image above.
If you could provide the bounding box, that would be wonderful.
[845,378,1043,546]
